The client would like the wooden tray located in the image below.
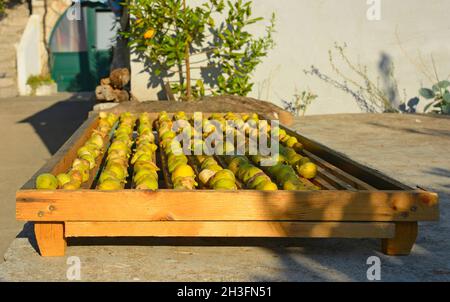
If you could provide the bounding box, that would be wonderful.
[16,112,439,257]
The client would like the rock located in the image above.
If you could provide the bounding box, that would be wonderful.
[109,68,130,89]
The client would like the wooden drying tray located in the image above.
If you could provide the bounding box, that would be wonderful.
[16,112,439,257]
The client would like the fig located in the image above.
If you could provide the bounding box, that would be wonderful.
[80,154,96,169]
[99,170,119,183]
[171,165,195,182]
[198,169,216,186]
[69,170,83,184]
[296,162,317,179]
[36,173,58,190]
[98,179,123,191]
[106,162,127,180]
[285,136,298,148]
[56,173,71,188]
[135,176,158,190]
[62,180,81,190]
[256,181,278,191]
[209,169,235,187]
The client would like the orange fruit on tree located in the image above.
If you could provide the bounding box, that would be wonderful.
[143,28,156,39]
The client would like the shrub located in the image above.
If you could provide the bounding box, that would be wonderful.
[419,80,450,114]
[122,0,275,100]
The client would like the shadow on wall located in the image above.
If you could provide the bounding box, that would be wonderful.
[132,51,168,100]
[18,93,96,154]
[132,24,224,100]
[65,50,113,92]
[378,52,420,113]
[304,45,420,113]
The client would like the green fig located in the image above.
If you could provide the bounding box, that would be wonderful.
[56,173,71,188]
[36,173,58,190]
[97,179,123,191]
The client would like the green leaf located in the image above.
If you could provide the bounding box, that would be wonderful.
[419,88,435,99]
[438,80,450,89]
[443,91,450,103]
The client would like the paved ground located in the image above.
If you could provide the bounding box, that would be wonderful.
[0,93,95,260]
[0,108,449,281]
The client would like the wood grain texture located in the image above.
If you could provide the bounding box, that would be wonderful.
[282,125,413,190]
[381,222,418,255]
[316,166,355,190]
[34,222,66,257]
[304,150,376,190]
[16,190,439,222]
[65,221,395,238]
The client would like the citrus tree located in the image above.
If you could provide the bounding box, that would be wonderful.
[122,0,275,100]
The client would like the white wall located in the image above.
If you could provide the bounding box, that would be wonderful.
[131,0,450,114]
[16,15,42,96]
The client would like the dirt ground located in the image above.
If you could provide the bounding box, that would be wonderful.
[0,101,448,281]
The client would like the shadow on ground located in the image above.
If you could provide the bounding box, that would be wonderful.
[366,121,450,138]
[18,93,95,154]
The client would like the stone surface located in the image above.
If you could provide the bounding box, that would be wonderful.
[0,112,449,281]
[0,93,95,260]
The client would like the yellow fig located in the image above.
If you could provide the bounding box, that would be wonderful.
[285,136,298,148]
[62,180,81,190]
[98,179,123,191]
[80,154,96,169]
[69,170,83,184]
[135,176,158,190]
[56,173,71,188]
[36,173,58,190]
[99,170,119,183]
[173,176,197,190]
[212,178,237,190]
[171,165,195,182]
[296,162,317,179]
[209,169,235,187]
[106,162,127,180]
[256,181,278,191]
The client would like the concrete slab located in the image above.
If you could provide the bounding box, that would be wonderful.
[1,113,449,281]
[0,93,95,260]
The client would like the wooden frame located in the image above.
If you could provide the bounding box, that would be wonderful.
[16,113,439,257]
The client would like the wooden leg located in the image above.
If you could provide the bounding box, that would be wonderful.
[381,222,418,256]
[34,222,66,257]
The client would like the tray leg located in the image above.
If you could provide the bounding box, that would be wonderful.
[34,222,66,257]
[381,222,418,256]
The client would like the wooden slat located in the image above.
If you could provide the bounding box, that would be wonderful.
[310,175,336,190]
[282,125,412,190]
[65,221,395,238]
[297,174,324,190]
[158,144,173,188]
[21,115,99,189]
[16,189,439,222]
[317,166,355,190]
[303,150,376,190]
